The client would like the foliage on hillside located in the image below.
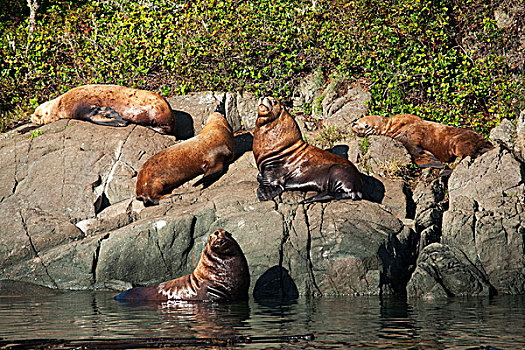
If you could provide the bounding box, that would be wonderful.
[1,0,524,134]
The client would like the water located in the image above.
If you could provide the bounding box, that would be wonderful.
[0,289,524,349]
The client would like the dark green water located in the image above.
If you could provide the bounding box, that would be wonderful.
[0,290,524,349]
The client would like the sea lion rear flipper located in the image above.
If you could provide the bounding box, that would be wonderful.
[414,151,445,169]
[84,106,128,127]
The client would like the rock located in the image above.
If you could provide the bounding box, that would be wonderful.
[292,70,323,108]
[362,135,412,177]
[441,146,525,294]
[413,177,447,246]
[494,9,513,29]
[2,90,523,299]
[489,118,517,155]
[0,119,421,296]
[166,91,258,136]
[407,243,494,299]
[0,279,60,296]
[322,83,371,132]
[517,110,525,160]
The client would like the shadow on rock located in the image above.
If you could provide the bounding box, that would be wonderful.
[233,131,253,161]
[173,110,195,140]
[361,174,385,203]
[253,266,299,306]
[330,144,350,159]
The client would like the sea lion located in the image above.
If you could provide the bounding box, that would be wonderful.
[31,84,176,135]
[253,96,363,203]
[351,114,493,168]
[135,111,234,206]
[115,229,250,302]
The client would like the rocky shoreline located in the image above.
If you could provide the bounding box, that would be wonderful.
[1,79,524,299]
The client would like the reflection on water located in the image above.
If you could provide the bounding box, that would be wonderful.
[0,288,524,349]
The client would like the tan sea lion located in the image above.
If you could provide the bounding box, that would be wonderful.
[253,96,363,203]
[31,84,176,135]
[135,111,234,206]
[351,114,493,168]
[115,229,250,302]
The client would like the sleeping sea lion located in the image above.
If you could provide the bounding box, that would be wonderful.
[351,114,493,168]
[253,96,363,203]
[115,229,250,302]
[31,84,176,135]
[135,111,234,206]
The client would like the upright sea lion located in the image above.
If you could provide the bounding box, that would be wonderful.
[31,84,176,135]
[115,229,250,302]
[253,96,363,203]
[351,114,493,168]
[135,111,234,206]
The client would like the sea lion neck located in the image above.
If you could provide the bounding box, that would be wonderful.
[253,109,304,164]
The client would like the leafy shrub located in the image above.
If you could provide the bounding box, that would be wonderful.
[1,0,523,134]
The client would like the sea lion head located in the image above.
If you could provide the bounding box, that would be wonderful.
[201,229,250,301]
[351,115,386,136]
[256,96,282,125]
[206,229,241,256]
[31,99,58,125]
[200,111,232,135]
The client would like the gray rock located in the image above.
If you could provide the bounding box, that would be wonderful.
[0,120,420,296]
[407,243,494,299]
[166,91,258,135]
[312,80,371,132]
[3,92,523,300]
[293,70,323,108]
[442,146,525,294]
[167,91,225,137]
[323,84,371,132]
[362,135,412,176]
[489,118,517,154]
[517,110,525,160]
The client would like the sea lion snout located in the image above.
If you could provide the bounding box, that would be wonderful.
[209,229,231,245]
[257,96,281,118]
[258,97,272,114]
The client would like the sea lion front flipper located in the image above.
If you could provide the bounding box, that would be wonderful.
[257,184,282,201]
[414,151,445,169]
[204,284,231,302]
[300,191,360,204]
[301,192,335,204]
[84,106,128,127]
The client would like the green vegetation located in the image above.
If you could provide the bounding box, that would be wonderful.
[28,129,43,139]
[314,125,343,149]
[1,0,524,134]
[360,136,370,154]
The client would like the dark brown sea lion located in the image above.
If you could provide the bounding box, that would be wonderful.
[253,96,363,203]
[351,114,493,168]
[115,229,250,302]
[135,111,234,206]
[31,84,176,135]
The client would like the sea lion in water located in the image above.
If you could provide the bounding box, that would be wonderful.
[351,114,493,168]
[135,111,234,206]
[115,229,250,302]
[31,84,176,135]
[252,96,363,203]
